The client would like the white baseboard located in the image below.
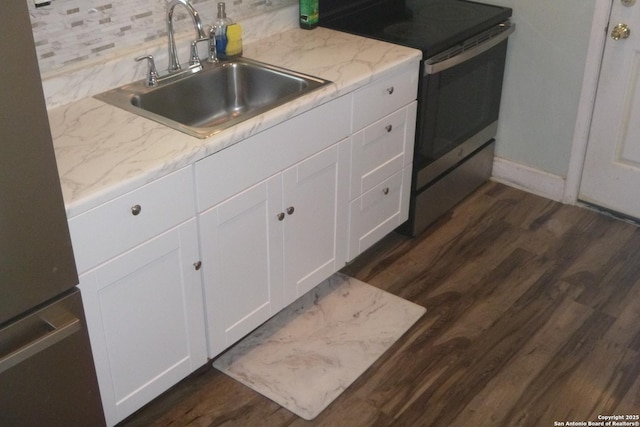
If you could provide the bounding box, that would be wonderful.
[491,157,566,202]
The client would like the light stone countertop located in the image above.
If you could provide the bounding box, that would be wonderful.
[49,27,421,219]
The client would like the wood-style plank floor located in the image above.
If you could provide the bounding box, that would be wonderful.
[120,182,640,427]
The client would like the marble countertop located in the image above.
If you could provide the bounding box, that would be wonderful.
[49,27,421,219]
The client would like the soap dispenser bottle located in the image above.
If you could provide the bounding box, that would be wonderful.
[214,2,233,59]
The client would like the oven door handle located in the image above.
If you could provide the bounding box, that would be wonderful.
[424,23,515,75]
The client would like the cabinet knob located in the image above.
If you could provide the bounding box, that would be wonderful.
[382,187,389,195]
[131,204,142,216]
[277,212,285,221]
[193,261,202,270]
[386,86,394,95]
[286,206,295,215]
[385,124,393,133]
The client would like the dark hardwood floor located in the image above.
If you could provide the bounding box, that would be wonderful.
[121,182,640,427]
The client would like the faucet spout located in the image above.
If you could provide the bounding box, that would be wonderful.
[167,0,208,72]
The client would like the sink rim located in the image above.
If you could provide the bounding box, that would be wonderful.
[94,57,332,139]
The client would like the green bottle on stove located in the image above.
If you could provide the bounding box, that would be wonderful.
[299,0,318,29]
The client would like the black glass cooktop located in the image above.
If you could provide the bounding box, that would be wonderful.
[320,0,512,58]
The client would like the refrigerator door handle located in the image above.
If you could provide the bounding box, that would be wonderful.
[0,313,81,375]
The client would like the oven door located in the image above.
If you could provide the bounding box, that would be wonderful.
[414,22,514,190]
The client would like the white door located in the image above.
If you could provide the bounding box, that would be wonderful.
[79,220,207,426]
[199,175,285,357]
[580,0,640,218]
[282,142,348,304]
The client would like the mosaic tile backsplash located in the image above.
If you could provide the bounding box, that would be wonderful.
[28,0,296,75]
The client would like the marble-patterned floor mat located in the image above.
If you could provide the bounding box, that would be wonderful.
[212,272,426,420]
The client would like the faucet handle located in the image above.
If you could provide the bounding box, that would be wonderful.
[208,25,219,63]
[135,55,158,87]
[189,39,202,67]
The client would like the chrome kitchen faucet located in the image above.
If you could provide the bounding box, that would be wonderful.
[166,0,208,72]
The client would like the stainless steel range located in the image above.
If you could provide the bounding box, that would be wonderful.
[320,0,514,236]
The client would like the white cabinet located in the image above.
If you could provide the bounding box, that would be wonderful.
[347,63,419,260]
[196,96,350,357]
[68,167,207,426]
[67,58,420,424]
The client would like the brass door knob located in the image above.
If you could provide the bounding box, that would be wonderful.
[611,23,631,40]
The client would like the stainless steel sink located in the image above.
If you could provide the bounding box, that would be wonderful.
[95,58,331,138]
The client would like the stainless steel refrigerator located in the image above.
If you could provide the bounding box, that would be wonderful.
[0,1,105,425]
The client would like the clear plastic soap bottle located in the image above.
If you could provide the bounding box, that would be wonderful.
[215,2,233,59]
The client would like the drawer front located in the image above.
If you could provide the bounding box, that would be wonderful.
[352,62,419,132]
[195,95,351,211]
[350,102,416,198]
[347,166,411,261]
[69,166,195,273]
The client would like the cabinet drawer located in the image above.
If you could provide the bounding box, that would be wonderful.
[350,102,416,198]
[352,62,419,131]
[69,166,195,273]
[348,166,411,261]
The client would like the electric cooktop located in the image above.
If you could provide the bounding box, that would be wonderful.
[320,0,512,58]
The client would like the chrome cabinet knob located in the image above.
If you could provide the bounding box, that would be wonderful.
[131,204,142,216]
[611,23,631,40]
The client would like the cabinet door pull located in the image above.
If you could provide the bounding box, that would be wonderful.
[131,204,142,216]
[386,86,394,95]
[277,212,285,221]
[385,124,393,133]
[382,187,389,195]
[286,206,295,215]
[193,261,202,270]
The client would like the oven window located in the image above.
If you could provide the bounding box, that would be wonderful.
[417,40,508,164]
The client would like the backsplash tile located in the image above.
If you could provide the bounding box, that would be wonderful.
[28,0,296,75]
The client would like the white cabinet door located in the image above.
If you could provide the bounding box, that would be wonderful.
[282,141,349,304]
[199,175,285,357]
[79,219,206,427]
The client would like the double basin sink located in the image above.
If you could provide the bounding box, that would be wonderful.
[95,58,331,139]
